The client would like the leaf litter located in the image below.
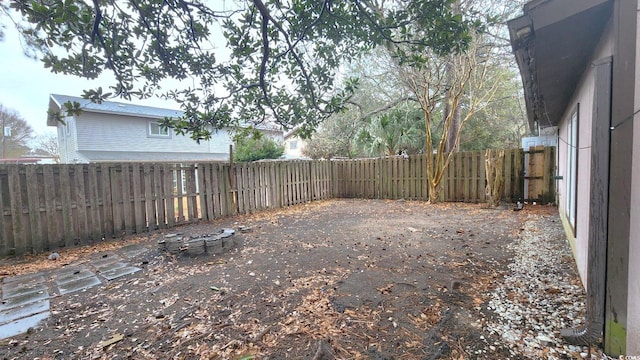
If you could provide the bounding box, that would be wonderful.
[0,199,608,359]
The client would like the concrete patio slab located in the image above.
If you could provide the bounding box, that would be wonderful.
[0,311,50,339]
[1,283,48,300]
[0,300,49,325]
[94,261,127,273]
[0,290,49,311]
[56,276,102,295]
[120,245,149,258]
[53,265,91,276]
[0,240,150,340]
[53,267,96,286]
[100,266,141,281]
[91,255,123,268]
[2,273,45,285]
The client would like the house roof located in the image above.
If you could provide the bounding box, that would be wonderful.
[508,0,613,132]
[48,94,182,126]
[47,94,283,133]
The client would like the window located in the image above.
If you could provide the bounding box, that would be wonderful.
[289,140,298,150]
[64,119,72,136]
[566,104,579,233]
[148,121,170,137]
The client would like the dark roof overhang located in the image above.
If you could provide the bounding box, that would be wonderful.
[508,0,613,132]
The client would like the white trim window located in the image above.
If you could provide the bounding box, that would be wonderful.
[64,119,72,136]
[566,104,579,233]
[148,121,170,138]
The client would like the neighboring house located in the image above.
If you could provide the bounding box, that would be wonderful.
[509,0,638,355]
[48,94,282,163]
[255,124,285,146]
[283,128,308,159]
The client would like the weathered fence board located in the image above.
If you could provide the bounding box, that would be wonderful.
[0,147,553,257]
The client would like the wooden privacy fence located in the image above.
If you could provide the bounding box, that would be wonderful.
[0,147,554,256]
[333,148,529,202]
[0,161,333,257]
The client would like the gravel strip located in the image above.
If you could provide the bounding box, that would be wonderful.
[484,213,613,359]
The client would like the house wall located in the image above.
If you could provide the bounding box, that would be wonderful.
[284,135,306,158]
[262,129,285,144]
[557,19,613,286]
[75,112,232,154]
[57,117,80,163]
[55,111,238,163]
[625,4,640,354]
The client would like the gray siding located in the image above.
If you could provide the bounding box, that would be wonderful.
[48,94,285,163]
[75,112,232,155]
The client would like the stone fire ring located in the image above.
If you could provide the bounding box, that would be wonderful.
[157,227,244,256]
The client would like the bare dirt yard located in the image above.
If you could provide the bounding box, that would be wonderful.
[0,199,596,359]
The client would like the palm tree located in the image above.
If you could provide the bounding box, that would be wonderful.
[358,108,424,157]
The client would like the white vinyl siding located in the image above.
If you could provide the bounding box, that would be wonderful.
[58,117,81,163]
[74,112,233,154]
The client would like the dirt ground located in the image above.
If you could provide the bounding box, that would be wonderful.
[0,199,560,359]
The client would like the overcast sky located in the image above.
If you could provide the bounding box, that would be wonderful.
[0,25,181,137]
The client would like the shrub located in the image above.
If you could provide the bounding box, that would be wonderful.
[234,135,285,162]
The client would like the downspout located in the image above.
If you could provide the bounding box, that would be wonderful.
[561,56,612,346]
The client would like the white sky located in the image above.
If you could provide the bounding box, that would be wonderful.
[0,24,181,137]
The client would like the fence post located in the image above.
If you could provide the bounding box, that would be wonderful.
[542,146,556,204]
[514,148,524,201]
[60,164,75,246]
[163,164,175,227]
[142,163,156,230]
[88,163,103,239]
[132,163,145,234]
[8,166,25,255]
[74,164,90,243]
[26,165,43,253]
[223,163,236,216]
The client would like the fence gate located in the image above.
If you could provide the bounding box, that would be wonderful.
[523,145,556,204]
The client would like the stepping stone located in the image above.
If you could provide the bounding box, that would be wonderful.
[0,311,50,339]
[0,299,50,326]
[56,275,102,295]
[2,273,45,285]
[100,266,141,281]
[0,289,49,312]
[91,255,124,268]
[120,245,149,259]
[55,269,95,285]
[94,261,127,273]
[1,283,48,300]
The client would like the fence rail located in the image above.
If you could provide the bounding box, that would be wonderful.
[0,147,554,256]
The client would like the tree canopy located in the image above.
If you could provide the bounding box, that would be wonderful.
[3,0,480,140]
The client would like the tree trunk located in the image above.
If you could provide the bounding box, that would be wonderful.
[485,149,505,207]
[444,100,460,153]
[426,150,445,203]
[428,179,441,203]
[444,0,462,154]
